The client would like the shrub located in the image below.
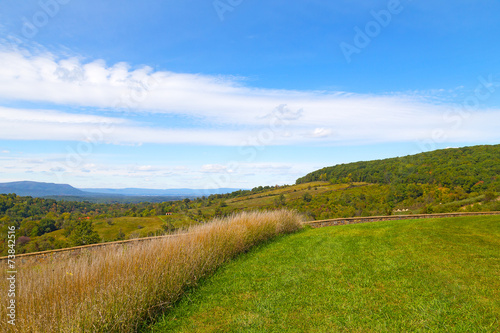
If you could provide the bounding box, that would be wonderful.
[16,236,31,246]
[68,220,101,246]
[115,229,126,241]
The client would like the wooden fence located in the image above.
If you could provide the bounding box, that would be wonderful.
[302,211,500,228]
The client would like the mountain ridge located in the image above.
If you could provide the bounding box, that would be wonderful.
[80,187,245,196]
[0,181,245,198]
[0,181,88,197]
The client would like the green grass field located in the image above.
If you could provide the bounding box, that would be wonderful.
[93,213,198,241]
[41,215,199,245]
[93,216,166,240]
[145,216,500,332]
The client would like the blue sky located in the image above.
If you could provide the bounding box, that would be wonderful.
[0,0,499,189]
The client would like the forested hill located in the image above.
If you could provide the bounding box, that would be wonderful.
[296,144,500,193]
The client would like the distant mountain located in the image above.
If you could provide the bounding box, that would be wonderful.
[0,181,245,199]
[0,181,89,197]
[79,187,245,196]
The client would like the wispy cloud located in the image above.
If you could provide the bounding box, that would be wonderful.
[309,128,334,138]
[0,48,499,146]
[201,164,231,173]
[0,107,124,124]
[0,150,313,188]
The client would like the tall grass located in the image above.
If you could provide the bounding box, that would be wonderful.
[0,210,303,332]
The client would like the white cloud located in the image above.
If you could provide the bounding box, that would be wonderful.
[309,128,333,138]
[0,48,499,146]
[0,108,254,145]
[201,162,298,178]
[0,107,125,125]
[136,165,153,171]
[198,162,311,189]
[201,164,229,173]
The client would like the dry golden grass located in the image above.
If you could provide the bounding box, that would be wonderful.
[0,210,303,332]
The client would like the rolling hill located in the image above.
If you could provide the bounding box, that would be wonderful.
[296,144,500,193]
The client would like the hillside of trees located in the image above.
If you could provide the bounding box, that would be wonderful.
[296,145,500,193]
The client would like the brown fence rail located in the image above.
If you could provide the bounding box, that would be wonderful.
[2,211,500,262]
[0,233,185,263]
[303,211,500,228]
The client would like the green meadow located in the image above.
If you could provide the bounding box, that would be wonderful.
[146,215,500,332]
[93,214,198,241]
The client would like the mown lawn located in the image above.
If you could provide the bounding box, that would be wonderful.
[145,216,500,332]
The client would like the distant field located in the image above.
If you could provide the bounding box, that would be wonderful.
[146,215,500,332]
[186,181,374,218]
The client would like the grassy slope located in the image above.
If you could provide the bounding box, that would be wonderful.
[94,214,198,240]
[41,215,199,244]
[93,214,198,241]
[93,216,166,240]
[188,182,370,216]
[147,216,500,332]
[226,182,354,209]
